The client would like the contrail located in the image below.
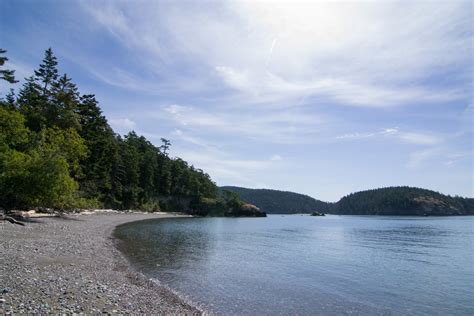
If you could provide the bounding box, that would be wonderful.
[270,38,277,55]
[266,38,278,67]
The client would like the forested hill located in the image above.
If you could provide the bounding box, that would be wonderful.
[329,187,474,216]
[221,186,331,214]
[223,186,473,216]
[0,48,264,217]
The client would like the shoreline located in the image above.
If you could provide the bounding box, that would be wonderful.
[0,212,203,314]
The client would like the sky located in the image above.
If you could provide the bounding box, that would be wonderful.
[0,0,472,201]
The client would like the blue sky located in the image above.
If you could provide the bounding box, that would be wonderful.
[1,0,472,201]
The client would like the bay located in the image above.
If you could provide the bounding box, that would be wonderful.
[114,215,474,315]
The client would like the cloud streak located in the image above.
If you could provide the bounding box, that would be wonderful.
[81,0,471,107]
[335,128,442,146]
[161,103,325,144]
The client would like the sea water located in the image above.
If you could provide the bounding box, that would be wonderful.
[114,215,474,315]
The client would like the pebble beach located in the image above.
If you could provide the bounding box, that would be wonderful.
[0,212,202,315]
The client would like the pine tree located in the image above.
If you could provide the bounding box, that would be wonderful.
[17,76,46,131]
[34,47,58,93]
[0,89,17,110]
[76,94,118,203]
[0,48,18,85]
[160,138,171,156]
[5,89,16,108]
[18,48,61,128]
[51,73,81,130]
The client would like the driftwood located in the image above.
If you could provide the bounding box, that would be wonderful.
[0,214,25,226]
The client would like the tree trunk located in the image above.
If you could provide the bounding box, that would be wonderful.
[0,214,25,226]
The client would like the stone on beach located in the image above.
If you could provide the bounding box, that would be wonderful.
[0,213,202,315]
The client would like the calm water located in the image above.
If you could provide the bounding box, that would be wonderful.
[114,215,474,315]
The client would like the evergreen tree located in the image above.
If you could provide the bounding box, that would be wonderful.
[4,89,16,109]
[76,94,117,203]
[50,73,81,130]
[17,76,46,132]
[34,47,58,93]
[0,48,18,85]
[160,138,171,156]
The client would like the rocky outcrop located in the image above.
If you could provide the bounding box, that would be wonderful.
[232,203,267,217]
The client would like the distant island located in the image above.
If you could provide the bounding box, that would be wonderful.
[221,186,330,214]
[330,187,473,216]
[223,186,473,216]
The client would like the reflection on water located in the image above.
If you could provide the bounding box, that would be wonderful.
[116,218,214,272]
[115,216,474,315]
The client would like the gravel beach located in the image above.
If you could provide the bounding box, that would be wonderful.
[0,212,202,315]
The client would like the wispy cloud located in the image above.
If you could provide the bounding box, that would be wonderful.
[108,117,136,135]
[215,67,464,107]
[406,148,471,170]
[336,132,377,140]
[398,132,442,146]
[335,127,441,146]
[176,148,281,187]
[161,103,325,144]
[83,1,471,107]
[407,148,440,169]
[270,154,282,161]
[443,152,471,168]
[87,67,163,93]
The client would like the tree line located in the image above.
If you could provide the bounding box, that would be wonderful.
[0,48,263,216]
[329,186,474,216]
[224,186,473,216]
[221,186,331,214]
